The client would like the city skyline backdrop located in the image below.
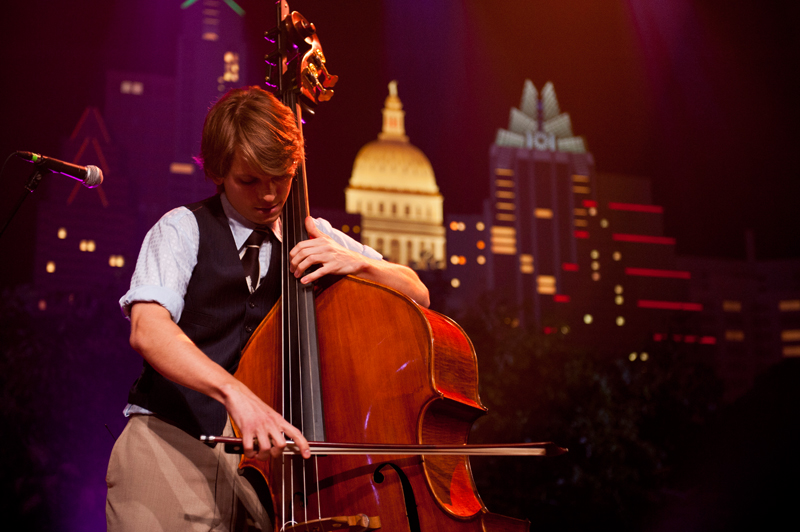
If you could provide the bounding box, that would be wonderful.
[1,0,798,291]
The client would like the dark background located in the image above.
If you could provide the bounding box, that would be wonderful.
[1,1,798,530]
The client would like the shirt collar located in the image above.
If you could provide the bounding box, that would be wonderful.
[219,192,283,250]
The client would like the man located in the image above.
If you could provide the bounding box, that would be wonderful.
[106,86,429,531]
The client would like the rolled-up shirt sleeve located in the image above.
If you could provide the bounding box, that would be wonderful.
[119,207,200,322]
[312,217,382,260]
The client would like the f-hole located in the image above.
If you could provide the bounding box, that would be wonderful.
[373,463,421,532]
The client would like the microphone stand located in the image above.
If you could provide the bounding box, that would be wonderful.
[0,168,45,240]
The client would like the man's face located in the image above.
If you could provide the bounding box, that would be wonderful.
[213,151,293,226]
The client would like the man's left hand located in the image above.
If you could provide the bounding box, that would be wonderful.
[289,217,366,284]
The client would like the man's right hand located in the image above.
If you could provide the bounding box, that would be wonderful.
[129,302,311,461]
[221,380,311,460]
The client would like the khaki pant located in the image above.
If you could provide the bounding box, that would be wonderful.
[106,415,272,532]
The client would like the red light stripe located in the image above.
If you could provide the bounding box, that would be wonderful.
[700,336,717,345]
[608,202,663,213]
[553,294,570,303]
[574,230,589,239]
[582,200,597,208]
[562,263,579,271]
[613,234,675,245]
[637,300,703,311]
[625,267,691,279]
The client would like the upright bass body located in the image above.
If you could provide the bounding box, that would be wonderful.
[235,275,529,531]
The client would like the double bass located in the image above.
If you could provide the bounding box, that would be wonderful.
[208,3,564,531]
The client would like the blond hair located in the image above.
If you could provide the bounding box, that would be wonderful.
[197,86,304,185]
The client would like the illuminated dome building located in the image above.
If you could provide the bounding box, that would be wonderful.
[345,81,445,269]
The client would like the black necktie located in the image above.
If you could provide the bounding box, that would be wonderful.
[241,228,269,293]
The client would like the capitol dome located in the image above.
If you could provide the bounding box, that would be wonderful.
[344,81,445,270]
[348,81,439,195]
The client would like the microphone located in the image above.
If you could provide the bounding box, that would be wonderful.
[15,151,104,188]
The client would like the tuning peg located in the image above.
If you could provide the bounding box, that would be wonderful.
[264,50,280,68]
[264,27,279,44]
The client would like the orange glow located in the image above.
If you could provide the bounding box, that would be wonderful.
[722,300,742,312]
[476,240,486,249]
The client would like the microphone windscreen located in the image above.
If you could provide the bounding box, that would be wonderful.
[84,165,103,188]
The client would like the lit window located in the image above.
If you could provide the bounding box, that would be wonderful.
[476,222,485,231]
[46,261,56,273]
[600,219,609,228]
[537,275,555,293]
[496,190,515,199]
[628,352,637,361]
[779,300,800,311]
[451,278,461,288]
[353,226,360,234]
[573,186,590,194]
[640,352,649,361]
[589,207,597,216]
[79,240,87,252]
[574,208,588,216]
[450,221,459,230]
[780,330,800,342]
[784,346,800,357]
[616,316,625,326]
[725,330,745,341]
[450,255,460,265]
[560,326,570,335]
[458,222,466,231]
[722,300,742,312]
[88,240,96,252]
[477,255,486,265]
[590,250,599,259]
[612,251,621,261]
[591,272,600,281]
[520,254,534,274]
[614,285,624,294]
[342,224,350,233]
[615,296,624,305]
[574,219,588,227]
[222,51,240,83]
[458,256,467,265]
[170,163,194,175]
[476,240,485,250]
[496,202,515,211]
[109,255,126,268]
[534,208,553,219]
[583,314,593,324]
[38,299,47,311]
[57,227,67,239]
[591,261,600,271]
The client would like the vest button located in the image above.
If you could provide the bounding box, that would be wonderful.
[249,301,256,309]
[245,325,253,333]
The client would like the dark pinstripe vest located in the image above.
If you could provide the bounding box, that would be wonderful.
[127,195,281,437]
